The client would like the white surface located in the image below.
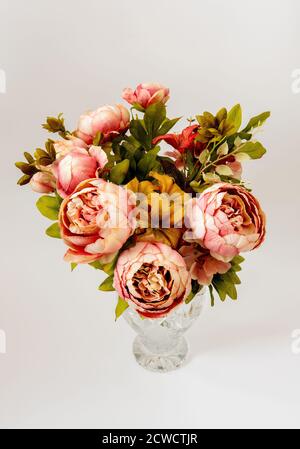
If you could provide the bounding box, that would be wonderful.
[0,0,300,429]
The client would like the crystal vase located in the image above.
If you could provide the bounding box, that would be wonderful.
[123,288,208,372]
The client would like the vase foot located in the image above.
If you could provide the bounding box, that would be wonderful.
[132,335,188,373]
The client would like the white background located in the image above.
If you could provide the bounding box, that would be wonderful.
[0,0,300,429]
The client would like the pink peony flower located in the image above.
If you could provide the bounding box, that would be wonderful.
[53,146,108,198]
[54,136,87,158]
[122,83,169,110]
[184,183,266,262]
[179,244,231,286]
[59,178,135,264]
[30,171,56,194]
[114,242,191,318]
[76,104,130,144]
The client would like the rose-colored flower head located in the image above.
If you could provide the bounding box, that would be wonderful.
[54,136,87,158]
[53,147,108,198]
[59,178,135,264]
[179,244,231,286]
[76,104,130,144]
[30,171,56,194]
[114,242,191,318]
[184,183,266,262]
[122,83,169,110]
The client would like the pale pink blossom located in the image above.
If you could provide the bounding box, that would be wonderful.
[184,183,266,262]
[30,171,56,194]
[54,136,87,158]
[122,83,169,110]
[53,146,108,198]
[114,242,191,318]
[59,178,135,264]
[76,104,130,144]
[179,244,231,285]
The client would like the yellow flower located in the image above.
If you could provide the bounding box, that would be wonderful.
[126,172,188,249]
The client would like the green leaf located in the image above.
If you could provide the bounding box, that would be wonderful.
[242,111,271,133]
[98,275,115,292]
[216,108,227,123]
[71,263,78,272]
[217,142,229,156]
[42,113,65,134]
[109,159,130,184]
[89,254,118,276]
[223,278,238,300]
[93,131,103,146]
[199,149,210,164]
[158,117,181,135]
[236,141,266,160]
[190,181,210,194]
[115,297,129,320]
[129,120,148,147]
[230,255,244,273]
[216,165,233,176]
[212,278,227,301]
[227,104,242,133]
[137,147,160,178]
[36,195,61,220]
[15,162,36,175]
[17,174,31,186]
[45,222,61,239]
[24,152,35,164]
[89,260,102,270]
[209,285,215,307]
[233,255,245,264]
[185,291,196,304]
[144,103,167,139]
[132,103,146,113]
[224,269,241,285]
[185,281,201,304]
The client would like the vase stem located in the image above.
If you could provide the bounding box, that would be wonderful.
[132,334,188,373]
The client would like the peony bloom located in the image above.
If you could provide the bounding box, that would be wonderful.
[53,146,108,198]
[76,104,130,144]
[184,183,266,262]
[54,136,87,158]
[126,172,188,249]
[122,83,169,110]
[59,178,135,264]
[30,171,56,194]
[179,244,231,286]
[114,242,191,318]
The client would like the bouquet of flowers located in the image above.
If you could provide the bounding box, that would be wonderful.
[15,82,268,320]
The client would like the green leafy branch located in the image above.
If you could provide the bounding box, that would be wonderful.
[42,113,68,138]
[210,255,245,306]
[15,139,57,186]
[189,108,270,192]
[36,194,63,240]
[130,103,180,151]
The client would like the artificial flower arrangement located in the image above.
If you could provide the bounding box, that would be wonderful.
[15,83,269,320]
